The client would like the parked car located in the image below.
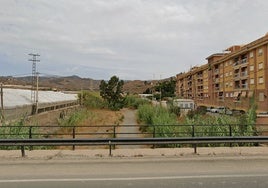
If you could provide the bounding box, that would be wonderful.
[206,106,214,112]
[210,106,232,115]
[210,107,219,113]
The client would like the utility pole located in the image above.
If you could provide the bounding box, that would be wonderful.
[28,53,40,115]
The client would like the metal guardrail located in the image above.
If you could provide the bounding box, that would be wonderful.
[1,124,267,139]
[1,136,268,157]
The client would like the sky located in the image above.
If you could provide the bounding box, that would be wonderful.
[0,0,268,80]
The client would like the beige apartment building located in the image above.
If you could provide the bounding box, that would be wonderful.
[176,33,268,112]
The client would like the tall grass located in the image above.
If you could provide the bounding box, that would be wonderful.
[138,103,257,142]
[0,118,40,149]
[58,109,88,126]
[124,95,150,109]
[79,91,107,109]
[137,104,178,137]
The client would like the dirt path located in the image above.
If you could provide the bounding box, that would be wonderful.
[118,108,146,148]
[118,109,139,138]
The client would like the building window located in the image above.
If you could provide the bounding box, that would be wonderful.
[229,71,232,76]
[226,93,229,97]
[250,65,254,71]
[250,52,254,58]
[258,48,263,56]
[259,62,263,70]
[250,78,254,85]
[225,83,229,88]
[225,72,229,77]
[259,93,265,102]
[190,103,193,109]
[230,93,233,97]
[259,77,264,84]
[230,82,233,87]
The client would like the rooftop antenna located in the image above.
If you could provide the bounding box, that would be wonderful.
[28,53,40,114]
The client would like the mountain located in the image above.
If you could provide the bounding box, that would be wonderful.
[0,75,100,91]
[0,76,156,93]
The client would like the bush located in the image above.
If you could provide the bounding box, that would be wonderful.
[137,104,155,125]
[79,91,107,109]
[0,118,40,149]
[168,104,181,116]
[124,95,150,109]
[58,109,88,126]
[137,104,178,136]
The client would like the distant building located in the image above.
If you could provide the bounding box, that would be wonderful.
[138,94,153,99]
[173,99,195,114]
[176,32,268,112]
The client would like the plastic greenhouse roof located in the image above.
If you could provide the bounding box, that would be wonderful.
[2,89,77,108]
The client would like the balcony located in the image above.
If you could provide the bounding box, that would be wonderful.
[240,71,248,78]
[241,58,248,65]
[218,96,224,101]
[234,73,240,79]
[233,61,240,66]
[214,69,219,75]
[241,83,248,89]
[214,78,220,83]
[197,81,203,86]
[233,58,248,68]
[197,89,204,93]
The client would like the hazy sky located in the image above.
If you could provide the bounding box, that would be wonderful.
[0,0,268,80]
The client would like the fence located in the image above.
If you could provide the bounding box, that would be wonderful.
[1,136,268,157]
[1,124,268,157]
[0,124,267,139]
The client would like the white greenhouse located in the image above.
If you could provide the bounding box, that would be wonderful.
[1,88,78,120]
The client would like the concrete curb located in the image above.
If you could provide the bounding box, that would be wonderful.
[1,147,268,161]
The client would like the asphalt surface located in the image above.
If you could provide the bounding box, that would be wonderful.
[1,157,268,188]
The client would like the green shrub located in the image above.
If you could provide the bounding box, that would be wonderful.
[124,95,150,109]
[79,91,107,109]
[0,118,40,149]
[168,104,181,116]
[137,104,178,136]
[58,109,88,126]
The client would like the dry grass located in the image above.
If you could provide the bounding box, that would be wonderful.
[57,109,123,149]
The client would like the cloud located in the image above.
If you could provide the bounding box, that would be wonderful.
[0,0,268,80]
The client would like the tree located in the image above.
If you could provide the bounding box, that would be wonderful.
[154,78,176,100]
[99,76,125,110]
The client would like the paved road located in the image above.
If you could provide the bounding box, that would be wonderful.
[1,157,268,188]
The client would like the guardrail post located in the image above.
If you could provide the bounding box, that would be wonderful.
[29,126,33,151]
[192,125,197,154]
[21,146,26,157]
[113,126,116,138]
[192,125,195,137]
[113,126,116,149]
[109,141,112,157]
[153,125,156,149]
[229,125,233,147]
[72,126,76,150]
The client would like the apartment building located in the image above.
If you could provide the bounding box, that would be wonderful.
[176,33,268,112]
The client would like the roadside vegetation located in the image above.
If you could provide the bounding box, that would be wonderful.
[0,118,44,149]
[137,99,258,144]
